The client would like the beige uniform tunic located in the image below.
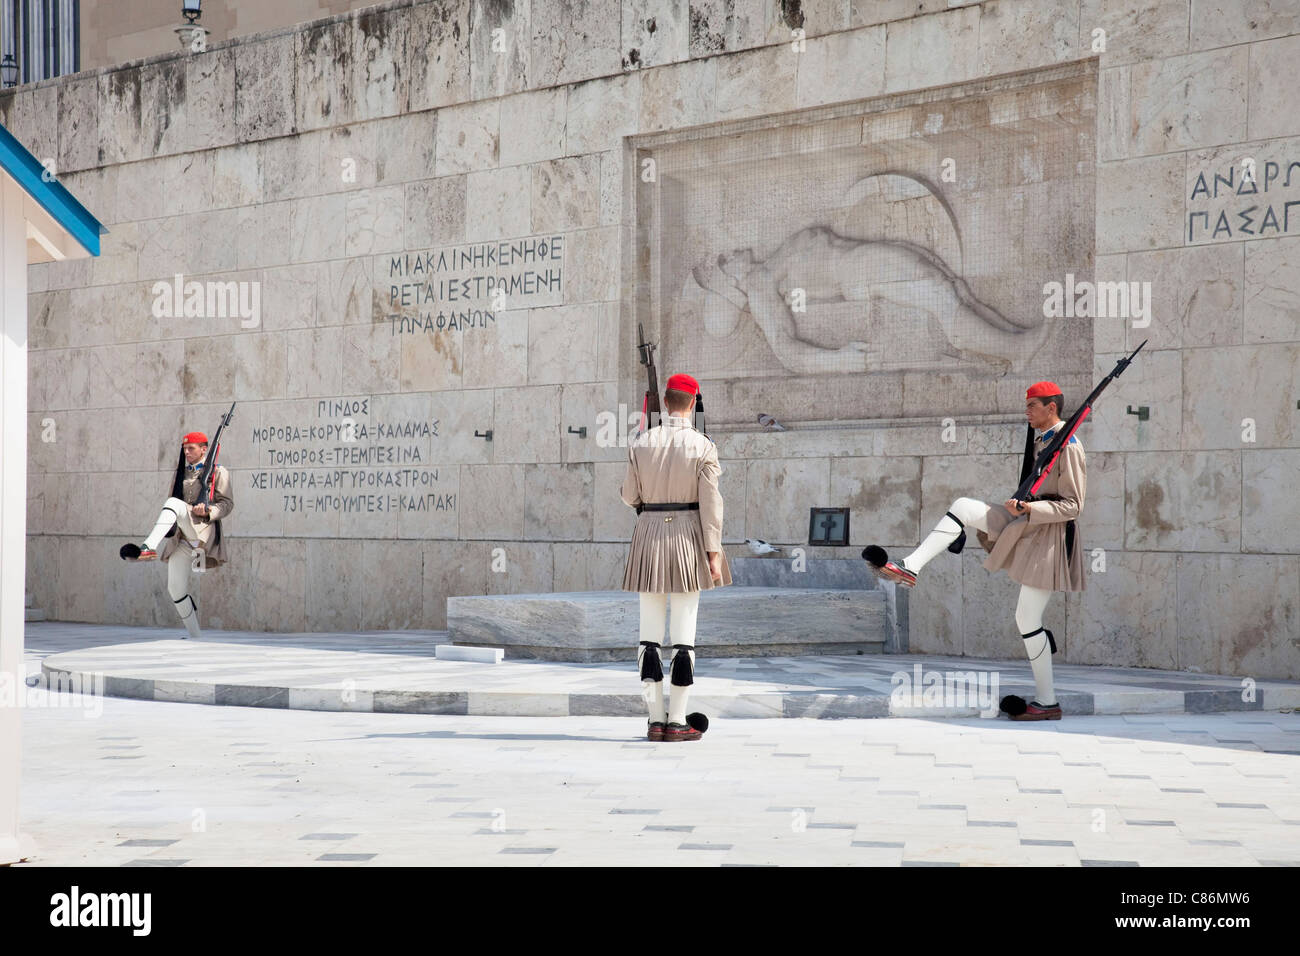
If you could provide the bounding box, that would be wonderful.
[620,414,733,593]
[976,431,1086,592]
[159,464,234,569]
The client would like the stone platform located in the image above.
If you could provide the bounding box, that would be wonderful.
[445,557,904,661]
[447,587,889,661]
[28,622,1300,720]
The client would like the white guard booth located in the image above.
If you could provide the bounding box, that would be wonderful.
[0,121,104,864]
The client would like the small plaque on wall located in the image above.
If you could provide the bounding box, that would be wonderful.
[808,508,850,546]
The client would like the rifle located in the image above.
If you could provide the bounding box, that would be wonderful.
[171,402,237,509]
[636,322,661,434]
[1012,340,1146,503]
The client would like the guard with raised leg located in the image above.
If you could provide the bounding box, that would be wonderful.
[121,407,235,641]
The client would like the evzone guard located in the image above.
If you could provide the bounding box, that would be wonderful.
[862,344,1145,720]
[119,405,236,640]
[621,372,732,742]
[868,382,1085,720]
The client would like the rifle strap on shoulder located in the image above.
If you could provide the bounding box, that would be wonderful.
[1019,423,1035,486]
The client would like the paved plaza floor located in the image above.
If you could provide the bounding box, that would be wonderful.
[27,622,1300,719]
[14,624,1300,867]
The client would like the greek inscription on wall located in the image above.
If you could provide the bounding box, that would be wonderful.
[1187,151,1300,243]
[381,234,565,334]
[249,397,455,515]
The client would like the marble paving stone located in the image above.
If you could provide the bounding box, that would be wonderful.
[28,624,1300,723]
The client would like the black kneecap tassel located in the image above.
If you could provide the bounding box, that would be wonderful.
[944,511,967,554]
[638,641,663,681]
[1022,626,1057,654]
[670,645,694,687]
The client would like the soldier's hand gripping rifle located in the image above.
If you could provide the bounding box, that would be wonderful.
[170,402,237,510]
[1012,340,1147,504]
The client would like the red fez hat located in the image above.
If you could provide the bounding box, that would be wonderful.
[182,431,209,445]
[1025,381,1062,399]
[665,373,700,395]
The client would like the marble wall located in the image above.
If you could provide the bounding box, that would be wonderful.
[8,0,1300,679]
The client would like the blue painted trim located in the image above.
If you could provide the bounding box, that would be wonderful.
[0,121,106,257]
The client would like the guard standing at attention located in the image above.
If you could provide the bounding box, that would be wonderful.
[621,373,732,742]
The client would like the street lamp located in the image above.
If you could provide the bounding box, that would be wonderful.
[1,54,17,89]
[176,0,208,50]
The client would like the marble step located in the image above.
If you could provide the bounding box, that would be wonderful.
[448,587,889,662]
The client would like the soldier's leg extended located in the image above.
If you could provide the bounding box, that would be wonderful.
[123,497,200,560]
[151,497,200,548]
[904,497,995,572]
[666,591,701,728]
[1015,584,1056,706]
[637,592,668,726]
[167,547,202,640]
[865,497,995,586]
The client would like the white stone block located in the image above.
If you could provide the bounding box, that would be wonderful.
[434,100,500,176]
[795,26,885,109]
[568,73,639,155]
[1097,154,1186,254]
[499,88,568,167]
[884,5,980,94]
[437,645,504,664]
[1244,236,1300,343]
[530,0,621,87]
[1129,47,1247,155]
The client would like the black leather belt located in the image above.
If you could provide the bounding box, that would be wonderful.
[639,502,699,511]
